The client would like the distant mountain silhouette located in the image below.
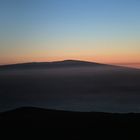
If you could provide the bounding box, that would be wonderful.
[0,59,140,113]
[0,60,121,70]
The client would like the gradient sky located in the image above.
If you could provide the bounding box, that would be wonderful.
[0,0,140,67]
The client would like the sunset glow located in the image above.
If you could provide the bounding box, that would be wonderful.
[0,0,140,68]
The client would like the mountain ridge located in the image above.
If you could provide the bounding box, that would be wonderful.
[0,59,138,70]
[0,60,140,113]
[0,60,104,66]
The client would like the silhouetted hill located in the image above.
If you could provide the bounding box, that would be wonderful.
[1,107,140,128]
[0,60,140,113]
[0,60,123,70]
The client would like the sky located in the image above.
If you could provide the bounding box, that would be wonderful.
[0,0,140,68]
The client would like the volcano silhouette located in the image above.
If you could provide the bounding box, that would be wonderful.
[0,60,140,113]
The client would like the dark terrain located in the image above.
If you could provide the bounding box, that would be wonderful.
[0,60,140,129]
[1,107,140,128]
[0,60,140,113]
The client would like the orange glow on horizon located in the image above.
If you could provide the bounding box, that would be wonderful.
[0,55,140,69]
[1,39,140,68]
[0,39,140,68]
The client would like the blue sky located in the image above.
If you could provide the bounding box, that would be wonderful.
[0,0,140,65]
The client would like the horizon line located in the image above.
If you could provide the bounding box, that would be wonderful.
[0,59,140,69]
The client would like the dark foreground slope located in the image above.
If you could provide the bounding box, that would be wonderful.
[1,107,140,128]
